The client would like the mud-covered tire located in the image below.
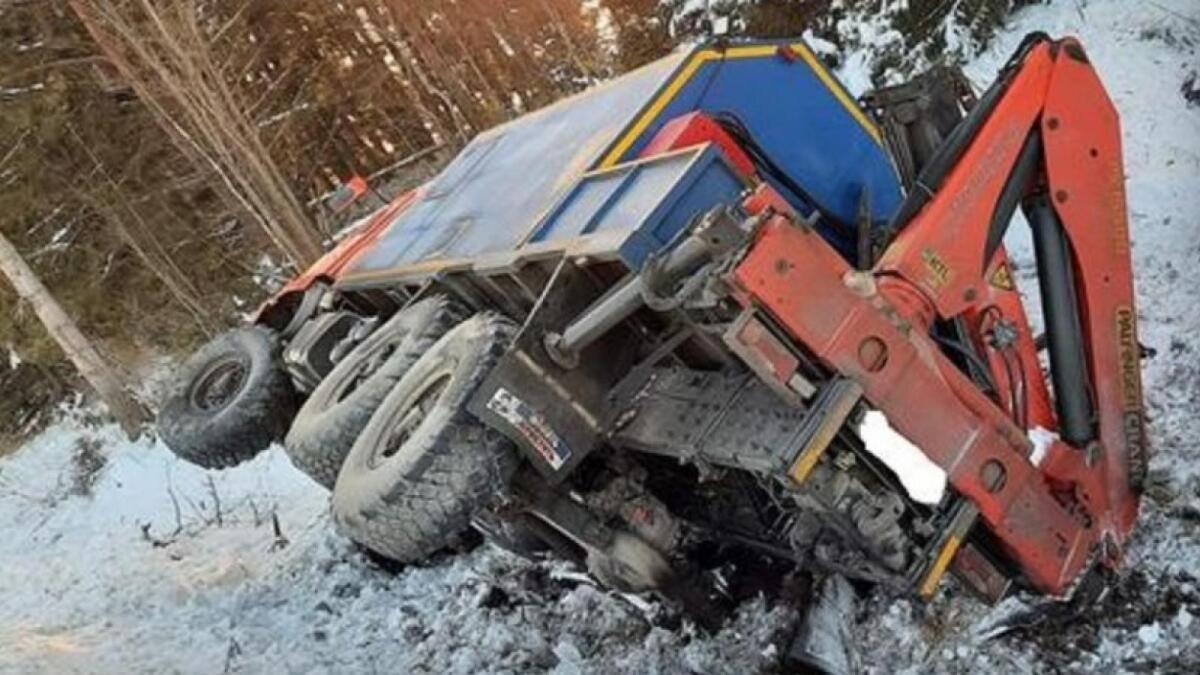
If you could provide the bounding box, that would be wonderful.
[332,314,519,563]
[158,326,295,469]
[284,298,463,488]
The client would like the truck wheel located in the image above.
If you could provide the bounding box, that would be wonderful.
[284,297,462,488]
[158,326,295,469]
[332,314,519,563]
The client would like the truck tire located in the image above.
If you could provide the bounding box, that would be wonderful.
[332,314,519,563]
[284,298,463,488]
[158,326,295,469]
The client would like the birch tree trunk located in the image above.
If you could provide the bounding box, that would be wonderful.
[0,231,148,438]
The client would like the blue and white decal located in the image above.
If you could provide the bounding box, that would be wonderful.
[487,387,573,471]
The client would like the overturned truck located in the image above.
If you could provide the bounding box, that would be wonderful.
[160,34,1147,625]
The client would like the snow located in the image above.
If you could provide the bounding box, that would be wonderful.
[581,0,619,56]
[0,416,793,673]
[1027,426,1058,467]
[859,411,948,505]
[49,225,72,246]
[678,0,711,17]
[3,0,1200,672]
[250,254,289,296]
[803,29,839,58]
[494,31,517,59]
[258,103,316,129]
[0,83,46,98]
[1177,607,1194,631]
[710,16,731,37]
[832,1,908,93]
[1137,622,1162,646]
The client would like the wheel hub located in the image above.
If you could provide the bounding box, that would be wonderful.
[336,338,404,403]
[189,358,249,412]
[369,370,452,468]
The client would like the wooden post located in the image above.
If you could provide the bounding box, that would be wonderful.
[0,231,149,439]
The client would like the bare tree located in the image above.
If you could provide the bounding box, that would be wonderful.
[70,0,324,265]
[0,230,148,438]
[62,124,216,336]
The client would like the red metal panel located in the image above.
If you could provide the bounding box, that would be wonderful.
[876,44,1056,317]
[1041,39,1145,536]
[728,38,1145,594]
[640,112,758,179]
[731,217,1096,594]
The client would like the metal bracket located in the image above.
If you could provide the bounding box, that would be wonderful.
[724,309,820,405]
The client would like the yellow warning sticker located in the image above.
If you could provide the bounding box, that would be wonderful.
[989,262,1015,291]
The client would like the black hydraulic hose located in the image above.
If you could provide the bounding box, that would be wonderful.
[712,112,849,231]
[1025,193,1095,447]
[932,333,998,398]
[979,304,1029,431]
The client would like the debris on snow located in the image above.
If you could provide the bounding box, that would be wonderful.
[788,574,857,675]
[0,416,797,673]
[1183,70,1200,107]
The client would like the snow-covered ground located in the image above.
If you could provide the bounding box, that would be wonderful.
[0,414,790,673]
[2,1,1198,672]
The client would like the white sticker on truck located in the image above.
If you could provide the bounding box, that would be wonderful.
[486,387,572,471]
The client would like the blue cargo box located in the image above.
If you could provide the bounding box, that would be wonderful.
[338,39,901,287]
[516,144,746,271]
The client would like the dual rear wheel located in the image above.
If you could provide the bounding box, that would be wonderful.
[158,300,526,563]
[330,313,519,562]
[284,297,463,489]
